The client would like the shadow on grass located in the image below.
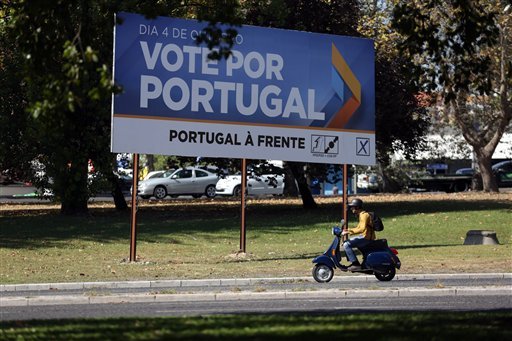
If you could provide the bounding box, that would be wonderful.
[237,252,321,262]
[244,243,458,263]
[1,311,510,339]
[0,199,509,250]
[356,199,511,219]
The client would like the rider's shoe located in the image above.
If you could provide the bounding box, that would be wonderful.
[347,262,361,271]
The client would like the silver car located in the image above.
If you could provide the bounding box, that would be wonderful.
[137,167,219,199]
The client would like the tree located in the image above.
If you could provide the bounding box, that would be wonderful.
[3,1,123,214]
[392,0,512,192]
[358,0,430,192]
[0,10,35,184]
[1,0,241,214]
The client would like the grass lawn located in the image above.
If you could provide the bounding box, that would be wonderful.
[1,311,511,340]
[1,192,511,284]
[1,193,511,339]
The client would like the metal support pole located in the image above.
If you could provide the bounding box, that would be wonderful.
[343,164,348,224]
[129,153,139,262]
[240,158,247,253]
[342,164,348,242]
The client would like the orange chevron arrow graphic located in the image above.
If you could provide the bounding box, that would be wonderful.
[328,43,361,128]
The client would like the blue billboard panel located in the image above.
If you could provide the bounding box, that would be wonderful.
[112,12,375,165]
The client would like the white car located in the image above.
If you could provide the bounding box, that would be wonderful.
[216,167,285,196]
[357,173,379,190]
[137,167,219,199]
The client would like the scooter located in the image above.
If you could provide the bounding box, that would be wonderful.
[312,222,401,282]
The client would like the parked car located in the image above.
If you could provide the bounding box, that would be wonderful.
[455,168,474,175]
[216,165,285,196]
[456,160,512,187]
[356,173,379,191]
[493,160,512,187]
[137,167,219,199]
[143,169,178,181]
[143,170,164,180]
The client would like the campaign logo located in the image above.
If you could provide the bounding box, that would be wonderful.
[311,135,339,155]
[322,44,361,129]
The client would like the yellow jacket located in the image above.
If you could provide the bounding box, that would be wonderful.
[348,210,376,240]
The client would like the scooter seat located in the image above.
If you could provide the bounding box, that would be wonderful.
[371,239,389,248]
[359,239,389,253]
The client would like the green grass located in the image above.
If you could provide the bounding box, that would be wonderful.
[1,194,511,284]
[1,311,511,340]
[1,195,510,339]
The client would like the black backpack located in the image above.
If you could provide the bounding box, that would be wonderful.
[368,212,384,231]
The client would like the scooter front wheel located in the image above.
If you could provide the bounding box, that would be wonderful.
[312,264,334,283]
[374,267,396,281]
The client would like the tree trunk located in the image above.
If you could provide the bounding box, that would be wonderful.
[61,200,88,215]
[60,158,89,215]
[112,175,128,210]
[380,170,402,193]
[282,162,299,197]
[474,151,499,192]
[452,92,507,193]
[288,162,317,209]
[377,161,402,193]
[146,154,155,172]
[107,155,128,210]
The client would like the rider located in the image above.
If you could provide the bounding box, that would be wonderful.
[342,198,376,270]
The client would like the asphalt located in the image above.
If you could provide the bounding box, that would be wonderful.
[1,273,511,307]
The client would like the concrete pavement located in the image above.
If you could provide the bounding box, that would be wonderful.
[1,273,511,307]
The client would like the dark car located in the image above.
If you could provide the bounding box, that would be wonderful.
[492,160,512,187]
[467,160,512,188]
[455,168,474,175]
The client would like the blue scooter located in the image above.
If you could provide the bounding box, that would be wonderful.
[312,222,401,282]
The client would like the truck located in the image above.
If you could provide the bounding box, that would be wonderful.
[406,162,473,192]
[408,174,473,193]
[407,160,512,192]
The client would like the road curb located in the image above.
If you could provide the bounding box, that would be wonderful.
[1,286,510,307]
[1,273,510,292]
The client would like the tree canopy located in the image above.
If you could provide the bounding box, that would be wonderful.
[0,0,241,214]
[1,0,434,214]
[392,0,512,192]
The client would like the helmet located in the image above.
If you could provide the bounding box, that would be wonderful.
[347,198,363,208]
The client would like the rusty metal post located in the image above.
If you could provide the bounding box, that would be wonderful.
[342,164,348,242]
[240,158,247,253]
[343,164,348,224]
[129,153,139,262]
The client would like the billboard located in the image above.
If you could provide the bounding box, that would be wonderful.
[112,12,375,165]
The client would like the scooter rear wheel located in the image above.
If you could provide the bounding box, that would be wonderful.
[374,267,396,281]
[312,264,334,283]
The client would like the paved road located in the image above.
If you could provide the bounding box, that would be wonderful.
[1,274,510,320]
[3,295,510,321]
